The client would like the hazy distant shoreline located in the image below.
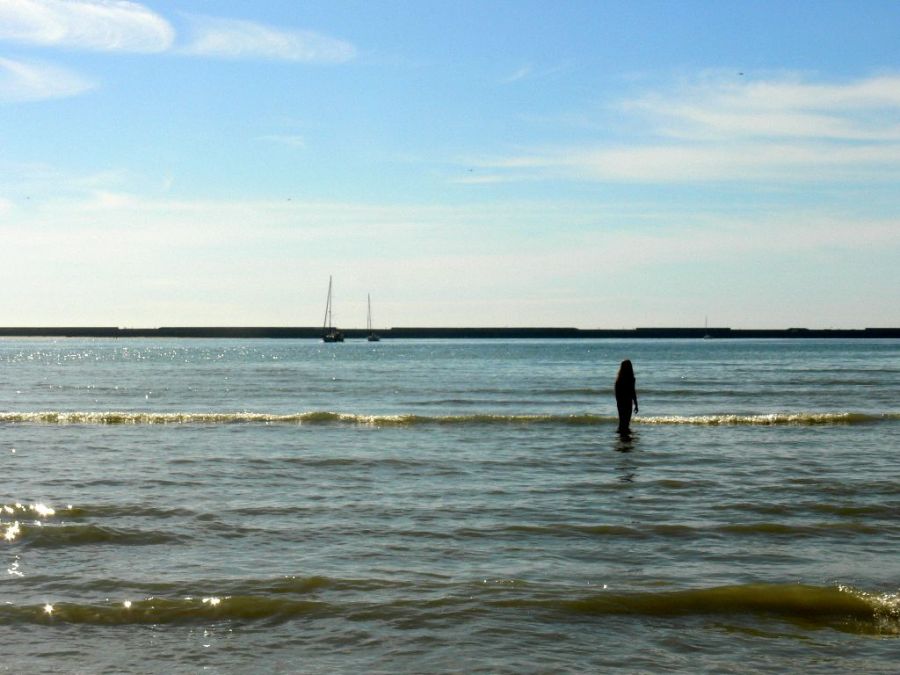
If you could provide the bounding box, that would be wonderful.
[0,327,896,339]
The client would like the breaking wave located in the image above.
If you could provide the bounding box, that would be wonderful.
[0,411,894,427]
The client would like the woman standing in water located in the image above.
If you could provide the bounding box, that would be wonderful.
[615,359,638,433]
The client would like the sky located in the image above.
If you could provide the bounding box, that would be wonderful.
[1,0,899,329]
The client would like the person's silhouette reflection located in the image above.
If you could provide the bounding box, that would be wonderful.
[614,429,635,452]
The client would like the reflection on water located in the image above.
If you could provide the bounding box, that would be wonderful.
[616,464,636,484]
[614,430,637,482]
[615,429,636,453]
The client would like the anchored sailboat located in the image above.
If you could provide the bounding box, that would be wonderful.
[322,276,344,342]
[366,294,380,342]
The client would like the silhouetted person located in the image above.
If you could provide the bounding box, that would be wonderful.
[615,359,638,433]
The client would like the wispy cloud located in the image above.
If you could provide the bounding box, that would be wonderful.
[524,142,900,183]
[477,73,900,184]
[625,73,900,141]
[0,0,174,52]
[503,65,533,84]
[180,15,356,63]
[450,173,516,185]
[0,5,356,105]
[0,3,356,64]
[0,56,94,101]
[502,61,572,84]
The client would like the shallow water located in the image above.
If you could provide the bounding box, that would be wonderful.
[1,338,898,673]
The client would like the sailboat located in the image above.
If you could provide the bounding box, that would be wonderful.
[366,294,380,342]
[322,276,344,342]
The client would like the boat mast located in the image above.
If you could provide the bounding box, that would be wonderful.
[367,294,372,332]
[323,276,333,331]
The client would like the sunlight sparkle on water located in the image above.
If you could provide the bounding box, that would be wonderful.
[3,521,21,541]
[7,557,23,577]
[32,503,55,517]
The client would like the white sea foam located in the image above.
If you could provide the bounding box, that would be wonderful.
[0,410,892,426]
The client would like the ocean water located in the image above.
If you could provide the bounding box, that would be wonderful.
[1,337,898,674]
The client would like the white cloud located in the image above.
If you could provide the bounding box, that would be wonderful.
[626,73,900,141]
[548,142,900,183]
[478,73,900,184]
[0,0,174,52]
[180,15,356,63]
[0,56,94,101]
[451,173,516,185]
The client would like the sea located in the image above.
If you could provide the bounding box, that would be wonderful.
[1,337,898,674]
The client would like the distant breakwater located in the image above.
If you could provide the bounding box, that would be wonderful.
[0,327,897,339]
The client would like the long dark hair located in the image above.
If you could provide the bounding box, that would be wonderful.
[616,359,635,384]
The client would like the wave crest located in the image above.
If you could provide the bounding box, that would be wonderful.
[0,410,893,427]
[639,412,886,426]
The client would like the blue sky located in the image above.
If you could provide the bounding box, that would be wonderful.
[1,0,898,328]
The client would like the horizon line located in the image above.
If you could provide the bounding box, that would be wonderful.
[0,326,897,339]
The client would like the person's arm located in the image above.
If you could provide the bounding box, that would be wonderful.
[633,391,639,413]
